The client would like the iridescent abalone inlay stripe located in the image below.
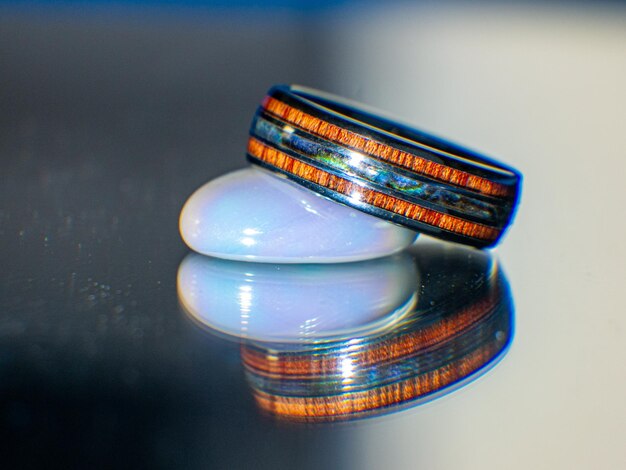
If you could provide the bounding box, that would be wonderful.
[252,114,502,224]
[247,137,501,243]
[262,96,513,199]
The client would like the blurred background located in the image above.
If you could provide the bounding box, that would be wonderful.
[1,1,625,469]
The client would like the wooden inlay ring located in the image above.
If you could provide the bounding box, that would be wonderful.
[247,85,522,248]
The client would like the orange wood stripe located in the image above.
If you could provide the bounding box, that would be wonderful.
[263,96,513,198]
[248,137,500,242]
[251,341,500,420]
[242,286,500,378]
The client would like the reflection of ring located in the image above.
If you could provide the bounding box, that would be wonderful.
[242,245,514,422]
[247,85,522,248]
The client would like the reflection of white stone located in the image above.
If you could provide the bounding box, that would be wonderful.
[179,167,417,263]
[177,252,418,343]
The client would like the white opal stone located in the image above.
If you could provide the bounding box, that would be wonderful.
[179,167,417,263]
[177,253,418,343]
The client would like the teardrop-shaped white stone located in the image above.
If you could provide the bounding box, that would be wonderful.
[177,252,418,342]
[179,168,417,263]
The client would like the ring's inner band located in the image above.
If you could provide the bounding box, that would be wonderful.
[287,87,519,179]
[252,113,508,226]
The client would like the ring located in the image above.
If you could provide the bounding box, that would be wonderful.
[246,85,521,248]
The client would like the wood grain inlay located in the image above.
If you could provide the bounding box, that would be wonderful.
[263,96,513,198]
